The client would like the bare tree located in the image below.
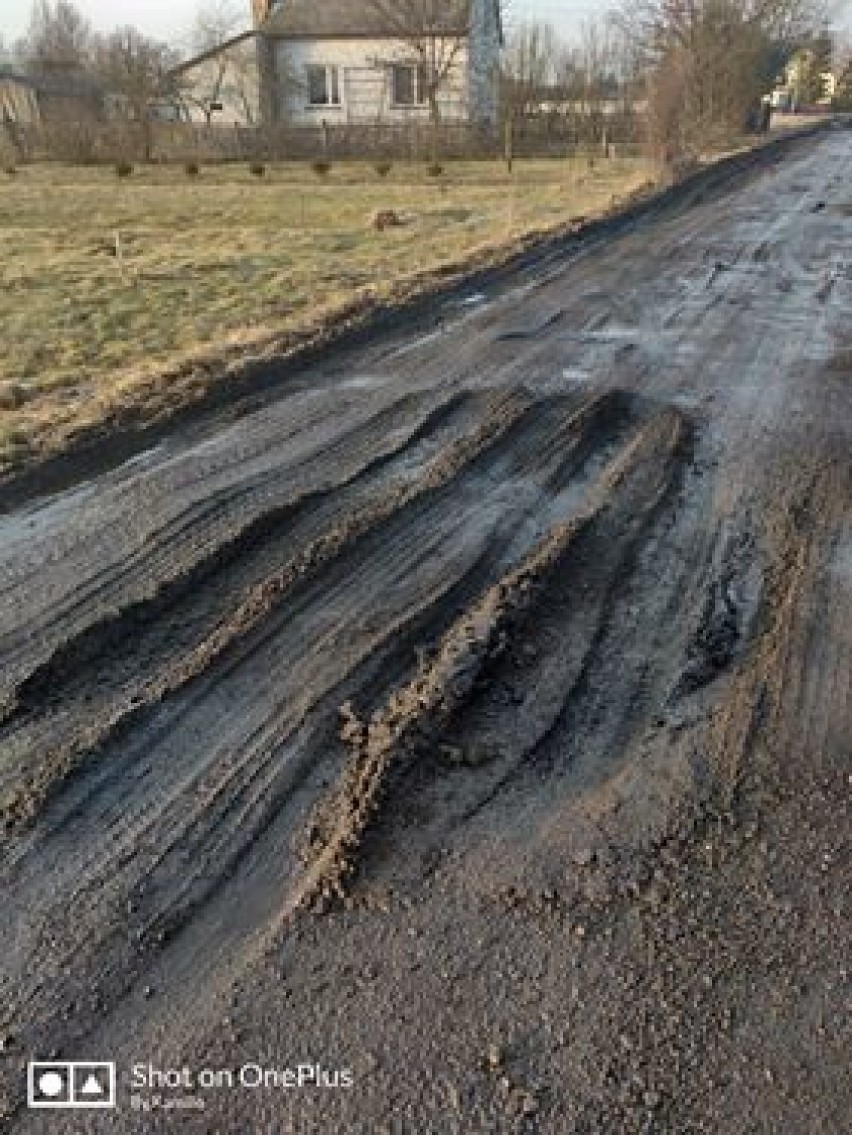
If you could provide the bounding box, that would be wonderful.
[93,27,182,158]
[20,0,91,72]
[572,17,620,135]
[618,0,830,156]
[832,33,852,107]
[502,21,560,119]
[362,0,472,128]
[193,0,248,52]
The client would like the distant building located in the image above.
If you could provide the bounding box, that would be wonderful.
[0,69,41,129]
[169,32,261,125]
[253,0,502,127]
[774,50,837,110]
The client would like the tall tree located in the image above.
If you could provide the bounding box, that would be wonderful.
[193,0,248,53]
[21,0,91,71]
[93,27,182,158]
[618,0,829,152]
[502,21,560,119]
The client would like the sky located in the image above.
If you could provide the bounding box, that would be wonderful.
[0,1,605,52]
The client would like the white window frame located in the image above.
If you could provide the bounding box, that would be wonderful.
[305,64,341,108]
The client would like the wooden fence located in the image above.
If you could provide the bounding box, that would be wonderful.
[4,113,644,166]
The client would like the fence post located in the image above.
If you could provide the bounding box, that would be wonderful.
[504,117,513,174]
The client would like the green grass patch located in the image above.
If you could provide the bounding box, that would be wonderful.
[0,156,655,473]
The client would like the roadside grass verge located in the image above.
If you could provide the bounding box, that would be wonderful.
[0,156,655,475]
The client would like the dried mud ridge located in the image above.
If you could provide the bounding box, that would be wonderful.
[1,387,645,834]
[297,406,688,914]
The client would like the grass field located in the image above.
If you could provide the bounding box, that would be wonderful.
[0,156,656,472]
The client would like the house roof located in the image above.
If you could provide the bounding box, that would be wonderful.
[170,31,258,77]
[261,0,476,39]
[0,68,31,87]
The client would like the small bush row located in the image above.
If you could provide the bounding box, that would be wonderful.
[104,160,452,181]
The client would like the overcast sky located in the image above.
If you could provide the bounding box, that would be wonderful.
[0,1,605,51]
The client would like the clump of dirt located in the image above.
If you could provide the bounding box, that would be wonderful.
[672,529,762,701]
[676,578,743,694]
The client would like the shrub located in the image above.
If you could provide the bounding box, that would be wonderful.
[250,162,266,177]
[0,382,27,410]
[426,162,444,178]
[115,162,133,178]
[374,161,392,178]
[311,159,331,178]
[185,161,200,177]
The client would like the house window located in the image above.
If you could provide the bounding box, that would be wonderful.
[306,65,340,107]
[390,64,429,107]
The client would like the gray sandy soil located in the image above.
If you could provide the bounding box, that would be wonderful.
[0,128,850,1133]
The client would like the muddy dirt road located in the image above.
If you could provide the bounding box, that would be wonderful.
[1,129,850,1133]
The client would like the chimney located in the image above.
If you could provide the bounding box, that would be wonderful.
[252,1,271,26]
[468,0,500,128]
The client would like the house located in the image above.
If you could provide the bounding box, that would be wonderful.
[0,69,42,129]
[252,0,502,127]
[169,31,262,125]
[0,62,106,161]
[775,48,837,110]
[0,69,42,162]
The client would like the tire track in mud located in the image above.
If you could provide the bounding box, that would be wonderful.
[290,404,688,915]
[0,389,483,721]
[0,387,646,838]
[0,390,465,708]
[0,385,659,1075]
[0,389,513,829]
[0,389,631,866]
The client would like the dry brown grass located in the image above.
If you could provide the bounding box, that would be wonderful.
[0,156,656,473]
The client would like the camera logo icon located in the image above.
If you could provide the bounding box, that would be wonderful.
[28,1062,116,1109]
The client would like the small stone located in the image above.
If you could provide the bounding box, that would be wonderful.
[486,1042,503,1071]
[643,1089,661,1109]
[520,1092,539,1116]
[142,985,154,999]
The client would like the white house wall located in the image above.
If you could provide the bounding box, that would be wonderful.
[178,42,261,126]
[275,38,470,125]
[0,78,41,128]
